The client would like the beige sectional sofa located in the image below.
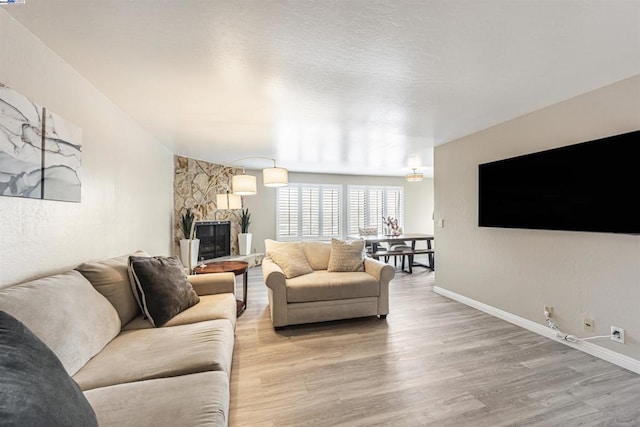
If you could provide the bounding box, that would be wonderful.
[0,252,236,427]
[262,240,395,327]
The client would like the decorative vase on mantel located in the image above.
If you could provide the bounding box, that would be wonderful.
[180,238,200,270]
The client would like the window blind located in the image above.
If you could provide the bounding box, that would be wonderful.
[347,185,404,234]
[277,184,341,240]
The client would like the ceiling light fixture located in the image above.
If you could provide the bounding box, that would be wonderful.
[406,168,424,182]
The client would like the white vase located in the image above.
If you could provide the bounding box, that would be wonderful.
[238,233,252,256]
[180,238,200,270]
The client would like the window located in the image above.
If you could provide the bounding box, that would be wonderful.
[276,184,342,240]
[347,186,404,235]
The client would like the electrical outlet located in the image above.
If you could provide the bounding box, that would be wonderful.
[544,305,554,317]
[583,317,594,332]
[611,326,625,343]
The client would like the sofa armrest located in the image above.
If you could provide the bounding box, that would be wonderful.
[364,258,395,316]
[262,258,289,327]
[364,258,395,284]
[262,258,286,292]
[187,272,236,296]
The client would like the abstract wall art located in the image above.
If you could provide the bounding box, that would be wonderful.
[0,83,82,202]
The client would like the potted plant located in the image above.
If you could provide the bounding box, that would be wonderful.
[238,208,252,255]
[179,208,200,270]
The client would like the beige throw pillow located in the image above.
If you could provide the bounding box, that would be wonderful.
[267,243,313,279]
[76,250,148,326]
[300,241,332,270]
[0,271,121,376]
[327,238,365,272]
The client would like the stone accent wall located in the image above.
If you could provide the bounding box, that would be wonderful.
[173,155,243,256]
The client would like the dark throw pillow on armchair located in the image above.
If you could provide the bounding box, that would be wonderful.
[128,255,200,327]
[0,310,98,427]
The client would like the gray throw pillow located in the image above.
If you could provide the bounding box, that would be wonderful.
[128,256,200,327]
[0,311,98,427]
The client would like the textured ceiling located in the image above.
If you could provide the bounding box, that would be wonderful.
[4,1,640,177]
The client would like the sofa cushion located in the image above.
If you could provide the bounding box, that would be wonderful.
[267,243,313,279]
[73,319,234,391]
[300,241,332,270]
[76,250,148,326]
[122,293,237,331]
[84,371,228,427]
[286,271,379,303]
[327,238,365,272]
[0,270,121,376]
[0,311,98,427]
[128,255,200,327]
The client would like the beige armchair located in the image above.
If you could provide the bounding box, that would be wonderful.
[262,240,395,328]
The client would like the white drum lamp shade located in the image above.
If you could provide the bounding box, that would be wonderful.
[216,192,242,209]
[263,167,288,187]
[232,174,257,195]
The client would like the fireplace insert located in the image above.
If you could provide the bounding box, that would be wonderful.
[194,221,231,261]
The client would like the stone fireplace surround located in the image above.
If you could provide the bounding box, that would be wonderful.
[173,155,244,258]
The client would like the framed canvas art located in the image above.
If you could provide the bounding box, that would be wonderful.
[0,85,44,199]
[0,84,82,202]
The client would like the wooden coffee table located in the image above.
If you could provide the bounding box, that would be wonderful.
[194,261,248,316]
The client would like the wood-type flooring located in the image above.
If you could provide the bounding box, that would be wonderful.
[229,263,640,426]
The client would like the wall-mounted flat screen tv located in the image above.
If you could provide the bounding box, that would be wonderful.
[478,130,640,234]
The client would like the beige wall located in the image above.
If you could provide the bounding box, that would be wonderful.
[434,75,640,359]
[0,11,173,287]
[243,171,434,254]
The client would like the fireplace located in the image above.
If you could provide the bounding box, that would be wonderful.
[194,221,231,261]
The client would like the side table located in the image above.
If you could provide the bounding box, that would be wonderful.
[194,261,249,316]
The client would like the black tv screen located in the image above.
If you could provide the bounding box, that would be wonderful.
[478,130,640,234]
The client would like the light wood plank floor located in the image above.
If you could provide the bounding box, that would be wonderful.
[229,264,640,426]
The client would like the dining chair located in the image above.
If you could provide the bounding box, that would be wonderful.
[382,227,411,269]
[358,227,378,257]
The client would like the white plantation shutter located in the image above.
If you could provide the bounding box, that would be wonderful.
[385,187,404,228]
[276,184,341,240]
[276,186,299,239]
[301,187,320,238]
[347,185,404,234]
[348,187,366,235]
[368,188,385,233]
[322,186,341,237]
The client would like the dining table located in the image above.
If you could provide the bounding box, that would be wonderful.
[348,233,435,273]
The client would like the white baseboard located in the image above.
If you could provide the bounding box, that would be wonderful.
[433,285,640,375]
